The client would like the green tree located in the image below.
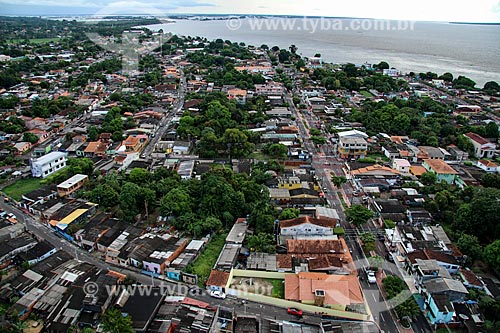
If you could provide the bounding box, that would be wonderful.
[267,143,288,158]
[101,308,134,333]
[456,234,483,263]
[439,72,453,82]
[22,132,39,144]
[453,75,476,89]
[345,205,374,227]
[128,168,150,184]
[484,240,500,271]
[376,61,390,70]
[280,208,300,220]
[331,175,347,188]
[160,187,192,217]
[486,122,499,139]
[420,172,437,186]
[246,232,276,253]
[88,125,99,141]
[481,173,500,189]
[395,298,421,320]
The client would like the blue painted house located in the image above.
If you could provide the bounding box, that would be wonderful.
[426,294,455,324]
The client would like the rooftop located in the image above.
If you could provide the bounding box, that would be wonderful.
[57,174,88,189]
[423,159,458,175]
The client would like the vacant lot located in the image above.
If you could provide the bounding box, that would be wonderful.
[187,233,227,286]
[2,178,42,201]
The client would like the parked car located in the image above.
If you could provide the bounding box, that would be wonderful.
[386,253,395,263]
[366,271,377,284]
[287,307,303,317]
[210,290,226,299]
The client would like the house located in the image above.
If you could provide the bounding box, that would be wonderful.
[206,269,230,293]
[16,240,57,266]
[48,200,97,233]
[422,159,458,184]
[57,174,88,197]
[419,146,445,160]
[464,132,496,159]
[425,293,455,325]
[337,137,368,159]
[31,151,68,178]
[14,142,31,155]
[392,158,411,174]
[279,216,337,242]
[254,82,283,95]
[226,218,248,245]
[422,277,468,303]
[476,159,498,173]
[18,185,58,213]
[226,88,247,104]
[284,272,364,311]
[121,134,148,152]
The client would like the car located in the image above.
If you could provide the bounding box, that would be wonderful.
[386,253,395,263]
[367,271,377,284]
[377,234,385,241]
[210,290,226,299]
[287,307,303,317]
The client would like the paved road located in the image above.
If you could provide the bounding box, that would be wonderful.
[286,91,401,333]
[142,68,186,157]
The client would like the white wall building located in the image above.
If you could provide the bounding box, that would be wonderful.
[31,151,68,178]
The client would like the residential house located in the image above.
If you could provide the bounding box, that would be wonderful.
[31,151,68,178]
[337,137,368,159]
[14,142,31,155]
[392,158,411,174]
[284,272,364,311]
[226,88,247,104]
[57,174,88,197]
[464,132,496,159]
[422,277,468,303]
[121,134,149,152]
[422,159,458,184]
[254,82,283,95]
[18,185,58,213]
[279,216,338,243]
[425,293,455,325]
[476,159,498,173]
[206,269,230,293]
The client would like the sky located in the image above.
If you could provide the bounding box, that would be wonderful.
[1,0,500,23]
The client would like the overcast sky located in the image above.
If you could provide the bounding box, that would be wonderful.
[1,0,499,22]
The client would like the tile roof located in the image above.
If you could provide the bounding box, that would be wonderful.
[478,159,498,167]
[351,164,400,176]
[285,272,363,306]
[423,159,458,175]
[464,132,489,145]
[286,239,347,255]
[280,216,337,229]
[206,270,230,287]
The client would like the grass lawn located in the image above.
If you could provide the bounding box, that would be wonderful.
[8,37,61,45]
[188,233,227,286]
[360,90,373,97]
[2,178,43,201]
[269,279,285,298]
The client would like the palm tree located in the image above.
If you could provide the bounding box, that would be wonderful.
[395,298,421,320]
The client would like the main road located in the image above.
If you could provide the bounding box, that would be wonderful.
[286,91,400,333]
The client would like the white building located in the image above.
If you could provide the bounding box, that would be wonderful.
[31,151,68,178]
[392,158,411,174]
[464,132,496,159]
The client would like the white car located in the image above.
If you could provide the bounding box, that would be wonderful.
[367,271,377,284]
[210,290,226,299]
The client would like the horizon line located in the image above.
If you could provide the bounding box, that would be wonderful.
[0,13,499,25]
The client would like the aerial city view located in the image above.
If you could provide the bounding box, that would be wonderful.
[0,0,500,332]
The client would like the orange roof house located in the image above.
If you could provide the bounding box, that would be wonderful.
[285,272,364,310]
[350,164,400,177]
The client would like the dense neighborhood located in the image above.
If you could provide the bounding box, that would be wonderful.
[0,16,500,333]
